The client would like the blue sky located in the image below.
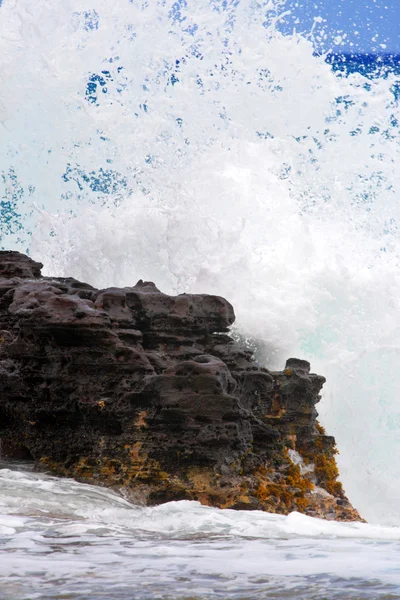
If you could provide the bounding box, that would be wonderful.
[0,0,398,53]
[284,0,400,53]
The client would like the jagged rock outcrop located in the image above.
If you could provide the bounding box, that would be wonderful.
[0,251,362,521]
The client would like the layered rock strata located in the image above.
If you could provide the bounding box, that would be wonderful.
[0,251,362,521]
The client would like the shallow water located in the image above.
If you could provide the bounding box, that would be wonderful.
[1,462,400,600]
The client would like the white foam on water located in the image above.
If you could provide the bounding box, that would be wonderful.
[1,467,400,542]
[0,466,400,599]
[1,0,400,526]
[0,465,400,600]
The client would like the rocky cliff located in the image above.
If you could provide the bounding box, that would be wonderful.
[0,251,362,521]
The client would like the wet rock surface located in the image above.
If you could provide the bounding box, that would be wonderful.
[0,251,362,521]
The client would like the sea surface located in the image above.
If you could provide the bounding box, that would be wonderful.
[1,462,400,600]
[1,1,400,598]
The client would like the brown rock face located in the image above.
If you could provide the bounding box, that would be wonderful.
[0,251,362,521]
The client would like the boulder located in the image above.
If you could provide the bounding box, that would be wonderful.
[0,251,362,521]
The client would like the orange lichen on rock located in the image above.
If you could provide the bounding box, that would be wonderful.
[301,421,344,497]
[251,451,314,514]
[135,410,148,428]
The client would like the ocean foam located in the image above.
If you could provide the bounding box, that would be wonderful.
[1,466,400,598]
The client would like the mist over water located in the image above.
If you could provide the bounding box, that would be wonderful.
[1,0,400,525]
